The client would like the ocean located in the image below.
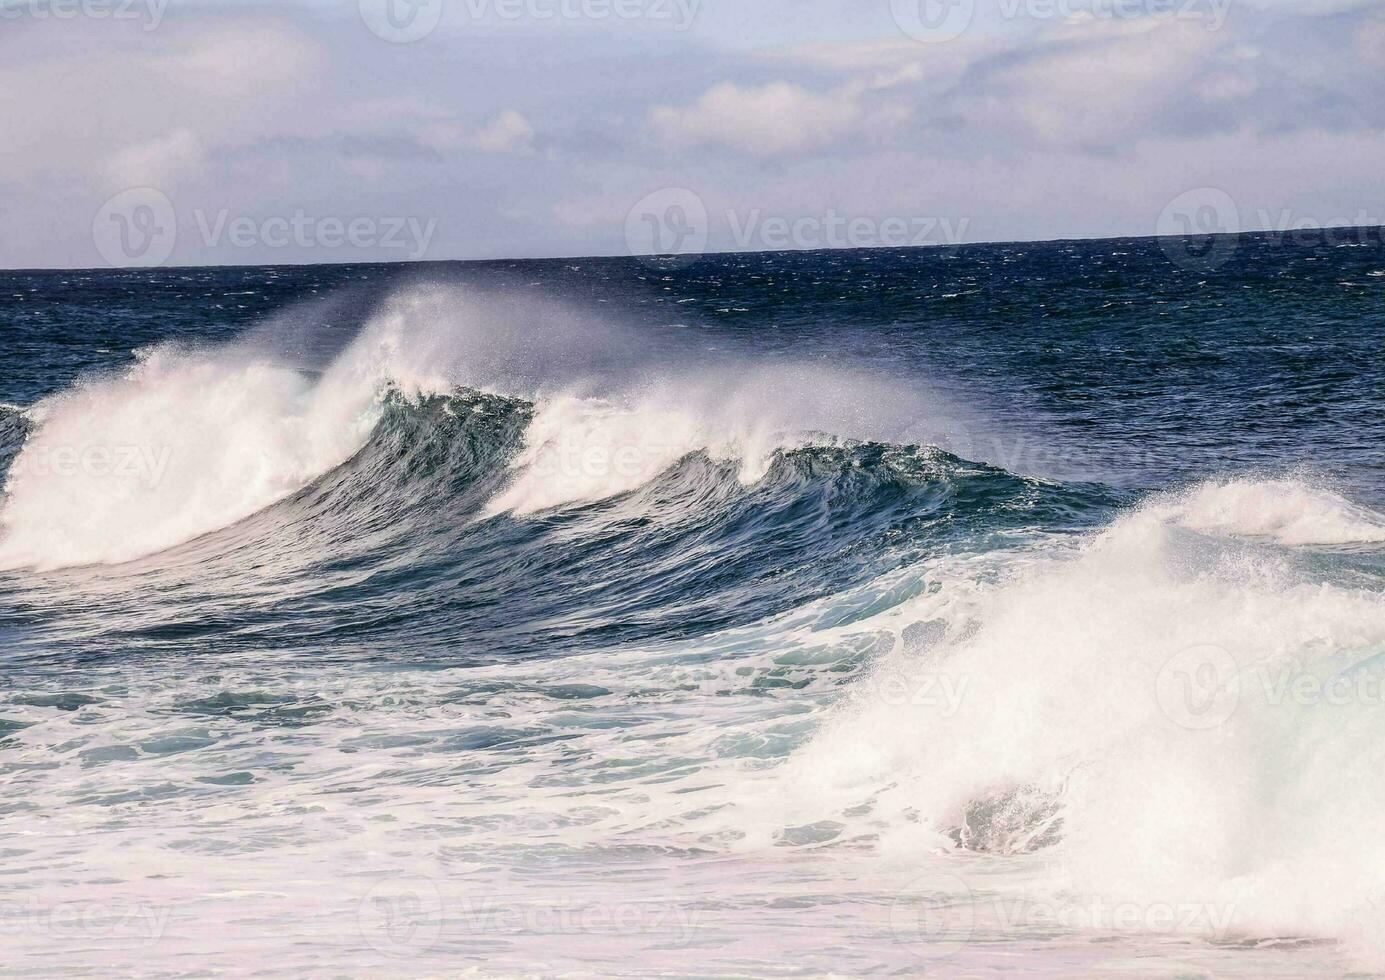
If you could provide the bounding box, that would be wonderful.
[2,232,1384,976]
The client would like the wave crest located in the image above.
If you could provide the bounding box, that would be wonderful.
[1154,477,1385,546]
[761,477,1385,957]
[0,284,960,570]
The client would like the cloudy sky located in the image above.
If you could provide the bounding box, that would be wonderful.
[2,0,1383,268]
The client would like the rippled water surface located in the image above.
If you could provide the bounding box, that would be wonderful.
[2,236,1384,976]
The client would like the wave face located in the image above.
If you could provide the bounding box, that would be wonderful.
[1,245,1383,977]
[774,481,1385,954]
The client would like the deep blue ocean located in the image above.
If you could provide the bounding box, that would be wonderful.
[2,233,1384,976]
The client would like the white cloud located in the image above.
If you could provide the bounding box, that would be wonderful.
[0,16,326,187]
[104,129,206,190]
[471,110,536,155]
[163,24,323,97]
[417,122,471,154]
[650,82,861,156]
[768,40,921,72]
[766,37,982,89]
[952,19,1225,149]
[1358,15,1385,65]
[0,2,1383,268]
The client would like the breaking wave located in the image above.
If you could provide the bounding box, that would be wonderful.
[3,283,1383,969]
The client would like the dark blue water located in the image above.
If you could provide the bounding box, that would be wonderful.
[5,232,1381,489]
[2,235,1383,976]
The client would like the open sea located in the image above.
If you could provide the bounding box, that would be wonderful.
[2,233,1384,976]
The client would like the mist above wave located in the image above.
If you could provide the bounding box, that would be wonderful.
[0,283,959,570]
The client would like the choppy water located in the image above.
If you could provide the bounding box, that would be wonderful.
[2,235,1384,977]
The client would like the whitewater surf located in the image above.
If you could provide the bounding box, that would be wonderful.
[2,243,1382,976]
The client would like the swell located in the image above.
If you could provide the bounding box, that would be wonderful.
[0,282,975,572]
[5,284,1385,968]
[3,282,1378,673]
[740,476,1385,963]
[0,377,1107,666]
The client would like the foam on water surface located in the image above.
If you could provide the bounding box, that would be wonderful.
[2,254,1382,976]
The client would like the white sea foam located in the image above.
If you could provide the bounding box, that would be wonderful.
[4,474,1381,974]
[1153,477,1385,545]
[0,343,387,571]
[0,284,959,568]
[756,478,1385,965]
[485,370,899,516]
[360,285,958,516]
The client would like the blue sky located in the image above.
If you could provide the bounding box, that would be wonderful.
[2,0,1383,267]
